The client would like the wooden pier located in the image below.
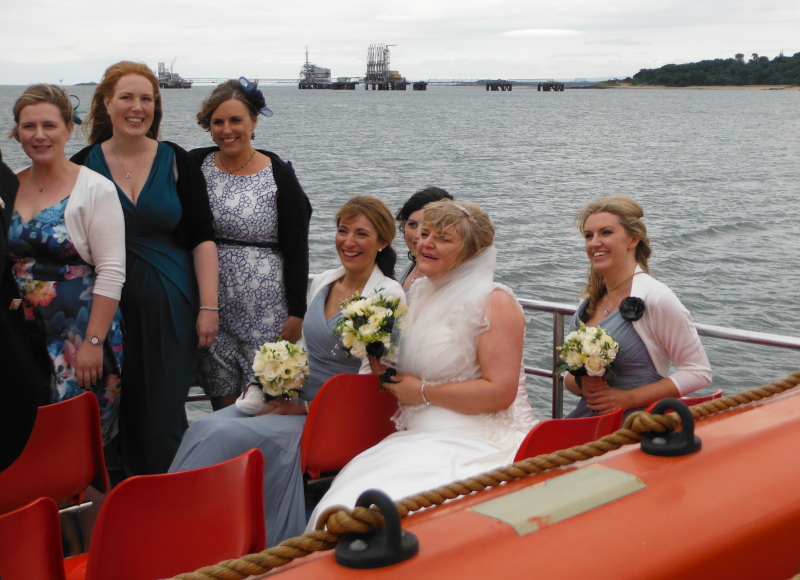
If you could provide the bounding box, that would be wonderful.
[486,80,512,91]
[538,81,565,91]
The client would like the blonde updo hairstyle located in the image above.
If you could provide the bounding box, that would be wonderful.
[576,194,651,320]
[422,199,494,269]
[9,84,74,141]
[335,195,397,278]
[85,61,162,144]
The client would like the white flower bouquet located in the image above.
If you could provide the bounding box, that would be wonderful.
[557,322,620,379]
[235,339,309,415]
[334,291,408,388]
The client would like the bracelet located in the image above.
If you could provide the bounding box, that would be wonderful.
[303,401,310,415]
[199,306,219,311]
[420,381,431,406]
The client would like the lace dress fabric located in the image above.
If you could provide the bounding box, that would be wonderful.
[307,247,537,528]
[197,155,287,397]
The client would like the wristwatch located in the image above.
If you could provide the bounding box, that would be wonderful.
[86,336,105,346]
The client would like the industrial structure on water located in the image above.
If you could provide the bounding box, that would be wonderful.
[298,45,427,90]
[179,46,572,91]
[157,59,192,89]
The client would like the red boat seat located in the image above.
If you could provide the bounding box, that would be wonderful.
[0,497,65,580]
[645,388,723,413]
[63,449,265,580]
[300,373,397,479]
[514,407,624,461]
[0,391,108,515]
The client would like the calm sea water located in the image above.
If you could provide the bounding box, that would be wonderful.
[2,84,798,419]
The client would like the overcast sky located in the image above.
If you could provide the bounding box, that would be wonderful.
[2,0,798,85]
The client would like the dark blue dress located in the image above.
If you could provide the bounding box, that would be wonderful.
[86,142,199,474]
[8,198,124,443]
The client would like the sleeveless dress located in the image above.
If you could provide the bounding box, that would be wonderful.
[196,154,287,397]
[566,302,664,418]
[86,142,199,475]
[307,247,538,528]
[169,285,360,547]
[8,197,123,444]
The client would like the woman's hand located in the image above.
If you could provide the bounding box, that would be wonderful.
[74,342,103,388]
[367,355,387,375]
[281,316,303,343]
[262,398,306,416]
[197,309,219,347]
[584,379,631,414]
[383,374,426,406]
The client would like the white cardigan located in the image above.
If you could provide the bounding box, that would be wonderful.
[629,266,712,396]
[305,264,406,373]
[17,166,126,300]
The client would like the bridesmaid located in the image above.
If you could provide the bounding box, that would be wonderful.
[72,61,219,475]
[7,84,124,446]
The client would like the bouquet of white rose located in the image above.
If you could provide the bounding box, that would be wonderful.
[334,291,408,388]
[235,339,310,415]
[557,322,620,379]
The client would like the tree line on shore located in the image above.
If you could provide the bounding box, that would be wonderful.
[625,52,800,87]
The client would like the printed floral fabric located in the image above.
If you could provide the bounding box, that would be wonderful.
[8,198,123,443]
[196,156,287,397]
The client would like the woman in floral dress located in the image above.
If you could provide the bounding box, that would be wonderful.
[189,78,311,410]
[7,84,125,444]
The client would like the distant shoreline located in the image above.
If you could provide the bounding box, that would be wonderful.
[600,82,800,91]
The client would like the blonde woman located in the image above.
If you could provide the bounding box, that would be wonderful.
[8,84,124,444]
[564,195,712,417]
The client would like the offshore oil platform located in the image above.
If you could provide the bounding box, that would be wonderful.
[298,45,427,90]
[157,59,192,89]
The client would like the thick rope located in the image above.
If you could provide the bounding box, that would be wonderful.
[173,369,800,580]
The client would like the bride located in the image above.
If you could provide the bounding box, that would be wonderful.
[308,199,537,528]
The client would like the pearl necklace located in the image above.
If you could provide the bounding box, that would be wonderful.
[218,150,255,174]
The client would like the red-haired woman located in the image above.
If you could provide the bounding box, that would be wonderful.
[72,61,219,475]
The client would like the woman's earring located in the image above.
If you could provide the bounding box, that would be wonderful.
[250,131,255,140]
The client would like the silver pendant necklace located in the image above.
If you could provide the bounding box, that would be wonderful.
[111,143,146,179]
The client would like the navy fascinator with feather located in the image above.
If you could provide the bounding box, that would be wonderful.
[239,77,273,117]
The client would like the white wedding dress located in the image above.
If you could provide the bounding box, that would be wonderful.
[307,247,538,529]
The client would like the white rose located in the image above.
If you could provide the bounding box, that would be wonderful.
[564,350,584,368]
[565,330,579,342]
[263,361,282,381]
[262,381,283,397]
[351,343,367,358]
[358,322,380,338]
[289,352,307,368]
[585,355,607,377]
[252,356,267,374]
[581,337,603,357]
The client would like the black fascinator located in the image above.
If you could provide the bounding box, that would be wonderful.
[239,77,273,117]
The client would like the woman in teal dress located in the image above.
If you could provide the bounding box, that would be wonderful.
[73,62,219,475]
[7,84,125,445]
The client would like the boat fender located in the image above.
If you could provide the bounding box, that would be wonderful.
[641,398,702,457]
[335,489,419,569]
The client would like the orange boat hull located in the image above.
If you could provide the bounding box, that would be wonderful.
[277,389,800,579]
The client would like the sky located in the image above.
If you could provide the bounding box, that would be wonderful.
[1,0,798,85]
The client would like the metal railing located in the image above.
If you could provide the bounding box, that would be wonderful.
[518,298,800,420]
[188,296,800,411]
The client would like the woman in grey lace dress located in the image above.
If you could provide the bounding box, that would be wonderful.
[189,78,311,410]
